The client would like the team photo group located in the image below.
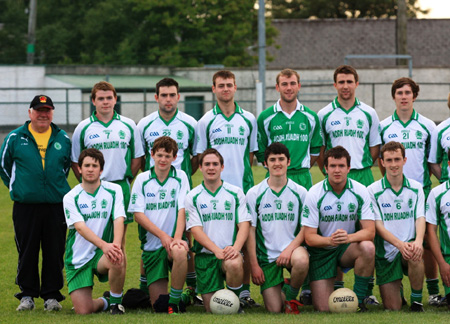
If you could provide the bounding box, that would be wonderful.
[2,65,450,316]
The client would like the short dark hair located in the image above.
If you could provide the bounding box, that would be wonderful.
[391,77,420,99]
[324,146,351,167]
[199,148,224,166]
[151,136,178,157]
[91,81,117,100]
[156,78,179,96]
[447,92,450,110]
[212,70,236,86]
[264,142,290,164]
[276,68,300,85]
[78,148,105,171]
[333,65,359,83]
[381,141,405,159]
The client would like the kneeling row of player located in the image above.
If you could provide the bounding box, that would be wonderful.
[63,138,450,314]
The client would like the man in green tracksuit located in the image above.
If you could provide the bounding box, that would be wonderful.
[0,95,71,311]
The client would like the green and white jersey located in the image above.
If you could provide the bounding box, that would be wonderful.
[256,100,323,171]
[426,180,450,257]
[301,178,375,249]
[429,118,450,182]
[380,110,436,188]
[368,176,425,262]
[318,97,381,170]
[72,111,144,181]
[195,103,257,193]
[246,178,307,265]
[137,109,196,184]
[128,166,189,252]
[63,181,126,270]
[185,181,251,254]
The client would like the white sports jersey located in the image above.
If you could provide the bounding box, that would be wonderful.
[128,167,189,252]
[137,110,197,181]
[429,118,450,182]
[195,103,257,193]
[368,176,425,262]
[64,181,126,270]
[380,110,436,187]
[72,111,144,181]
[319,98,381,170]
[185,181,251,254]
[301,178,375,249]
[426,181,450,256]
[246,178,307,264]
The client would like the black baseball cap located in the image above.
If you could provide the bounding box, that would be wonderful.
[29,95,55,110]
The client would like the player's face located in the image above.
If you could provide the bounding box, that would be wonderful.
[79,156,102,184]
[199,154,224,183]
[334,73,358,102]
[325,157,350,187]
[92,90,117,118]
[394,84,415,113]
[276,75,301,104]
[212,77,236,104]
[381,149,406,178]
[28,107,53,132]
[151,148,176,173]
[156,86,180,116]
[265,153,290,178]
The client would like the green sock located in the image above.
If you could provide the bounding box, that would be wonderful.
[353,275,371,304]
[227,284,244,298]
[186,272,197,289]
[110,291,123,305]
[169,287,183,305]
[426,278,440,295]
[334,281,345,290]
[366,277,375,296]
[285,284,300,301]
[411,288,423,304]
[140,275,148,295]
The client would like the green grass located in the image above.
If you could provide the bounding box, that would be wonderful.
[0,166,446,323]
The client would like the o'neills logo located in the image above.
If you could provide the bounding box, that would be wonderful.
[212,297,234,307]
[39,96,47,103]
[333,296,355,302]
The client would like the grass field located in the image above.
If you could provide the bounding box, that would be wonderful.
[0,165,447,324]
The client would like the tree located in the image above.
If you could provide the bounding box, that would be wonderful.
[0,0,28,64]
[270,0,429,19]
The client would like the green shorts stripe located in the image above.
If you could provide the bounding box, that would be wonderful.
[195,253,225,295]
[348,167,374,187]
[112,179,133,224]
[66,251,107,294]
[260,261,285,292]
[375,253,407,286]
[308,244,350,281]
[444,256,450,296]
[142,247,170,286]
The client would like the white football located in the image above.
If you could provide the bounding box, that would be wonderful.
[209,289,240,314]
[328,288,358,313]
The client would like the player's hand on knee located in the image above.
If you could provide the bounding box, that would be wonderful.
[223,246,240,260]
[251,264,265,285]
[170,239,189,251]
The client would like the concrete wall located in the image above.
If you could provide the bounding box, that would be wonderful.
[268,19,450,69]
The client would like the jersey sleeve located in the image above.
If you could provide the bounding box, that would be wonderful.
[359,188,375,221]
[416,186,425,219]
[426,189,438,225]
[71,123,83,163]
[112,184,126,220]
[185,193,202,231]
[236,188,251,224]
[246,188,258,227]
[256,112,269,163]
[428,127,442,164]
[128,174,146,213]
[194,115,208,156]
[367,184,382,221]
[63,192,85,229]
[249,114,258,153]
[301,190,320,229]
[368,109,382,147]
[177,171,190,210]
[309,111,323,155]
[131,121,145,158]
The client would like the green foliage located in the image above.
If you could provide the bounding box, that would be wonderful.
[0,0,28,63]
[270,0,429,19]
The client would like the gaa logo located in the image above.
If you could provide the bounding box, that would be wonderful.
[79,204,88,209]
[200,204,208,209]
[212,128,222,134]
[381,203,391,208]
[89,134,100,139]
[324,205,332,211]
[331,121,341,126]
[273,125,283,131]
[146,193,155,197]
[388,134,398,138]
[149,132,160,136]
